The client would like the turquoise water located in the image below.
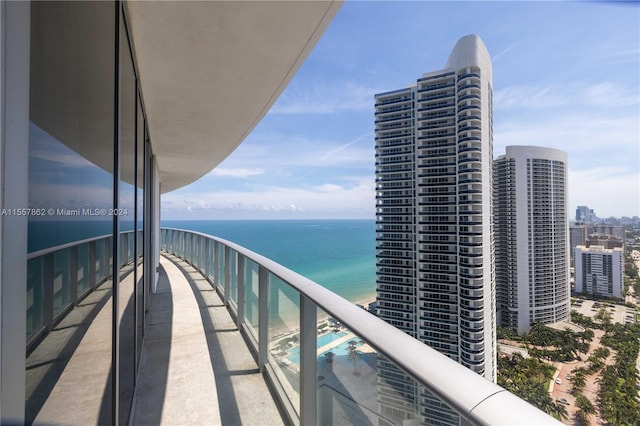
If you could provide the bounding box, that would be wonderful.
[163,219,376,304]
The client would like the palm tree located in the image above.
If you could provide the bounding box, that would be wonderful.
[575,393,595,419]
[550,400,568,421]
[347,341,360,376]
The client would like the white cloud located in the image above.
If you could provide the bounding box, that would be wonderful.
[568,167,639,218]
[29,149,96,168]
[205,131,375,173]
[492,41,518,62]
[162,177,375,219]
[210,168,264,178]
[494,114,639,168]
[494,82,639,110]
[269,81,382,114]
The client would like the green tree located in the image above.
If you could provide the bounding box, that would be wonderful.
[575,393,595,418]
[347,340,360,376]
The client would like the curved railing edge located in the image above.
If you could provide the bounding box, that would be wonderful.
[161,227,560,426]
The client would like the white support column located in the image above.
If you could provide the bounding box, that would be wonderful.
[0,1,29,422]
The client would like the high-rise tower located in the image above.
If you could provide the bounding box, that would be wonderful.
[375,35,495,425]
[494,146,570,334]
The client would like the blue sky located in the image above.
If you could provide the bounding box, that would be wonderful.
[162,1,640,221]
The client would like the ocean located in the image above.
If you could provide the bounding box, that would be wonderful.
[28,219,377,306]
[162,219,377,305]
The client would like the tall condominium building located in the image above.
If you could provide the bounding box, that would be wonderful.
[574,246,624,299]
[375,34,495,425]
[494,146,570,334]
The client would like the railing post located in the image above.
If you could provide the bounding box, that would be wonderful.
[43,254,54,331]
[236,255,245,329]
[300,295,317,426]
[69,246,78,305]
[258,265,269,372]
[214,241,220,290]
[224,245,230,305]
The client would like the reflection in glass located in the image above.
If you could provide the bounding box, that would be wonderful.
[26,1,115,423]
[268,275,300,414]
[230,250,238,305]
[314,308,424,425]
[135,97,145,368]
[26,258,44,338]
[52,249,71,317]
[118,11,137,423]
[217,245,225,294]
[244,259,260,339]
[76,244,90,295]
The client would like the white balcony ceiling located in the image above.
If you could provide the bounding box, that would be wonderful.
[126,1,341,193]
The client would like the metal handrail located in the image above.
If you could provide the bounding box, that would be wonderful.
[27,230,136,259]
[161,227,559,425]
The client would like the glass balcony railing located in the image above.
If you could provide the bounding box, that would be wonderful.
[26,230,141,349]
[161,227,559,426]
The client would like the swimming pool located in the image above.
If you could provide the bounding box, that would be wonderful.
[285,331,363,366]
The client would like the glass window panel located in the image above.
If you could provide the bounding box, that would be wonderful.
[315,308,423,425]
[230,250,238,305]
[52,249,71,318]
[95,238,106,283]
[217,244,225,293]
[244,259,260,340]
[26,257,44,338]
[118,10,137,424]
[208,240,215,280]
[199,237,206,272]
[77,243,90,295]
[267,274,300,414]
[26,2,115,423]
[135,98,145,367]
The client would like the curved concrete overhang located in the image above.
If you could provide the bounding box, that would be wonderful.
[125,1,342,193]
[445,34,492,82]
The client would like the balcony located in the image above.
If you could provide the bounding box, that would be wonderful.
[25,228,558,425]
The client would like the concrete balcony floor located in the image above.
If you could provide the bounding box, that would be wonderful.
[133,254,284,425]
[26,254,284,425]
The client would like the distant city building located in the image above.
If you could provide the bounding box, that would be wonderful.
[375,34,495,425]
[574,245,624,299]
[570,224,587,265]
[494,146,570,334]
[575,205,597,223]
[570,223,625,265]
[585,234,624,251]
[589,224,625,240]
